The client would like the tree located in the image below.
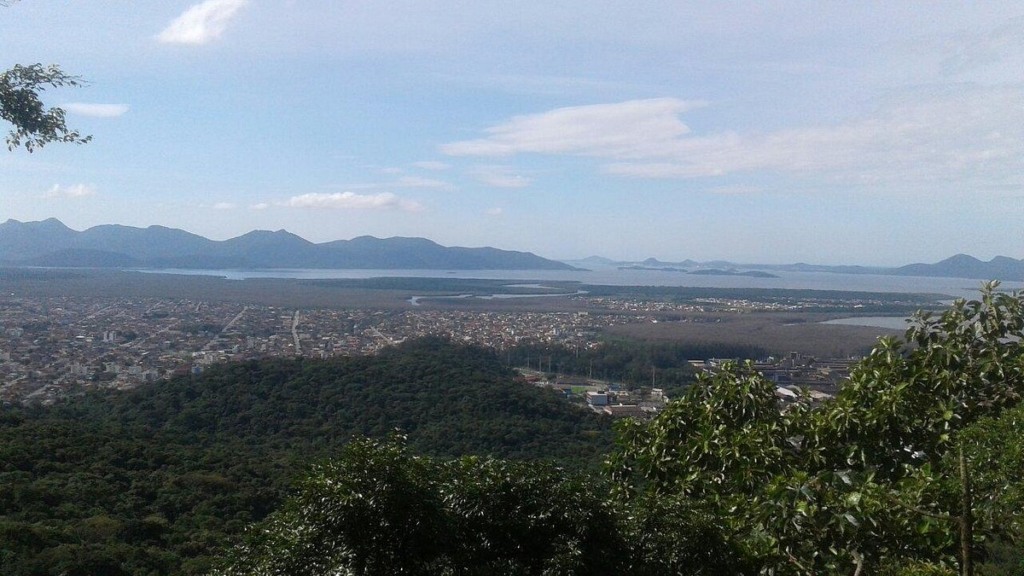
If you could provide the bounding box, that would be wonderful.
[2,0,91,151]
[606,362,819,573]
[807,282,1024,574]
[812,281,1024,481]
[607,283,1024,575]
[214,436,630,576]
[607,360,803,502]
[955,405,1024,546]
[215,435,756,575]
[0,63,91,151]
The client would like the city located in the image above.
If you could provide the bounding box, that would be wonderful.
[0,288,905,405]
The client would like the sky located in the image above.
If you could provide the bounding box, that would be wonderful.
[1,1,1022,266]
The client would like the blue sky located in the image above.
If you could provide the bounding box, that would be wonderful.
[1,1,1022,265]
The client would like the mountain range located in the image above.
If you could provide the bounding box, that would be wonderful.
[3,219,1023,281]
[0,219,574,271]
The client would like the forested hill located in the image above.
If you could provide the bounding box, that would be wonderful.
[100,337,610,461]
[0,338,611,575]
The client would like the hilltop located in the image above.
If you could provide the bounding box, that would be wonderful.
[0,338,611,575]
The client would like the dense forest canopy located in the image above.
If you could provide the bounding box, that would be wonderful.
[0,338,611,575]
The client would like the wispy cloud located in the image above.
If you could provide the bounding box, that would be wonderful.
[469,165,532,189]
[939,16,1024,77]
[42,184,97,199]
[444,90,1024,190]
[285,192,423,212]
[212,202,236,210]
[443,98,704,158]
[485,207,504,216]
[611,88,1024,187]
[250,202,269,210]
[157,0,249,45]
[395,176,451,189]
[64,103,129,118]
[412,161,450,171]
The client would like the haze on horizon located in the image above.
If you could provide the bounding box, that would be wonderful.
[1,2,1021,267]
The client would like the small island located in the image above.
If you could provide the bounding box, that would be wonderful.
[617,265,688,272]
[688,268,779,278]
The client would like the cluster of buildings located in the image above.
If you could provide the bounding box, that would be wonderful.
[517,369,670,418]
[749,353,855,399]
[516,351,854,421]
[582,293,911,315]
[0,295,638,404]
[0,291,870,406]
[582,386,669,418]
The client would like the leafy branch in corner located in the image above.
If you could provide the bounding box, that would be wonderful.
[0,63,92,151]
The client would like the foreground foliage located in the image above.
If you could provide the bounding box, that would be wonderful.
[0,63,91,151]
[215,437,748,576]
[608,282,1024,574]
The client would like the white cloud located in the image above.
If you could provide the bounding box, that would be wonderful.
[469,165,532,189]
[42,184,97,199]
[63,103,129,118]
[485,207,504,216]
[443,90,1024,190]
[442,98,704,158]
[250,202,269,210]
[285,192,423,212]
[212,202,236,210]
[157,0,249,45]
[412,161,450,171]
[612,88,1024,187]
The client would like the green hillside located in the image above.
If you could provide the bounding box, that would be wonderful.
[0,338,612,575]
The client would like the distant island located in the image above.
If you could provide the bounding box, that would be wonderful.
[688,268,778,278]
[574,253,1024,282]
[617,265,688,272]
[616,265,778,278]
[0,218,575,271]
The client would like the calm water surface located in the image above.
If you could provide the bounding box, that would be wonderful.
[822,316,914,330]
[139,267,1013,301]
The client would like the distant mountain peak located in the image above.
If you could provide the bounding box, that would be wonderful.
[990,255,1020,265]
[236,228,301,237]
[3,217,71,230]
[895,253,1024,281]
[939,253,982,263]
